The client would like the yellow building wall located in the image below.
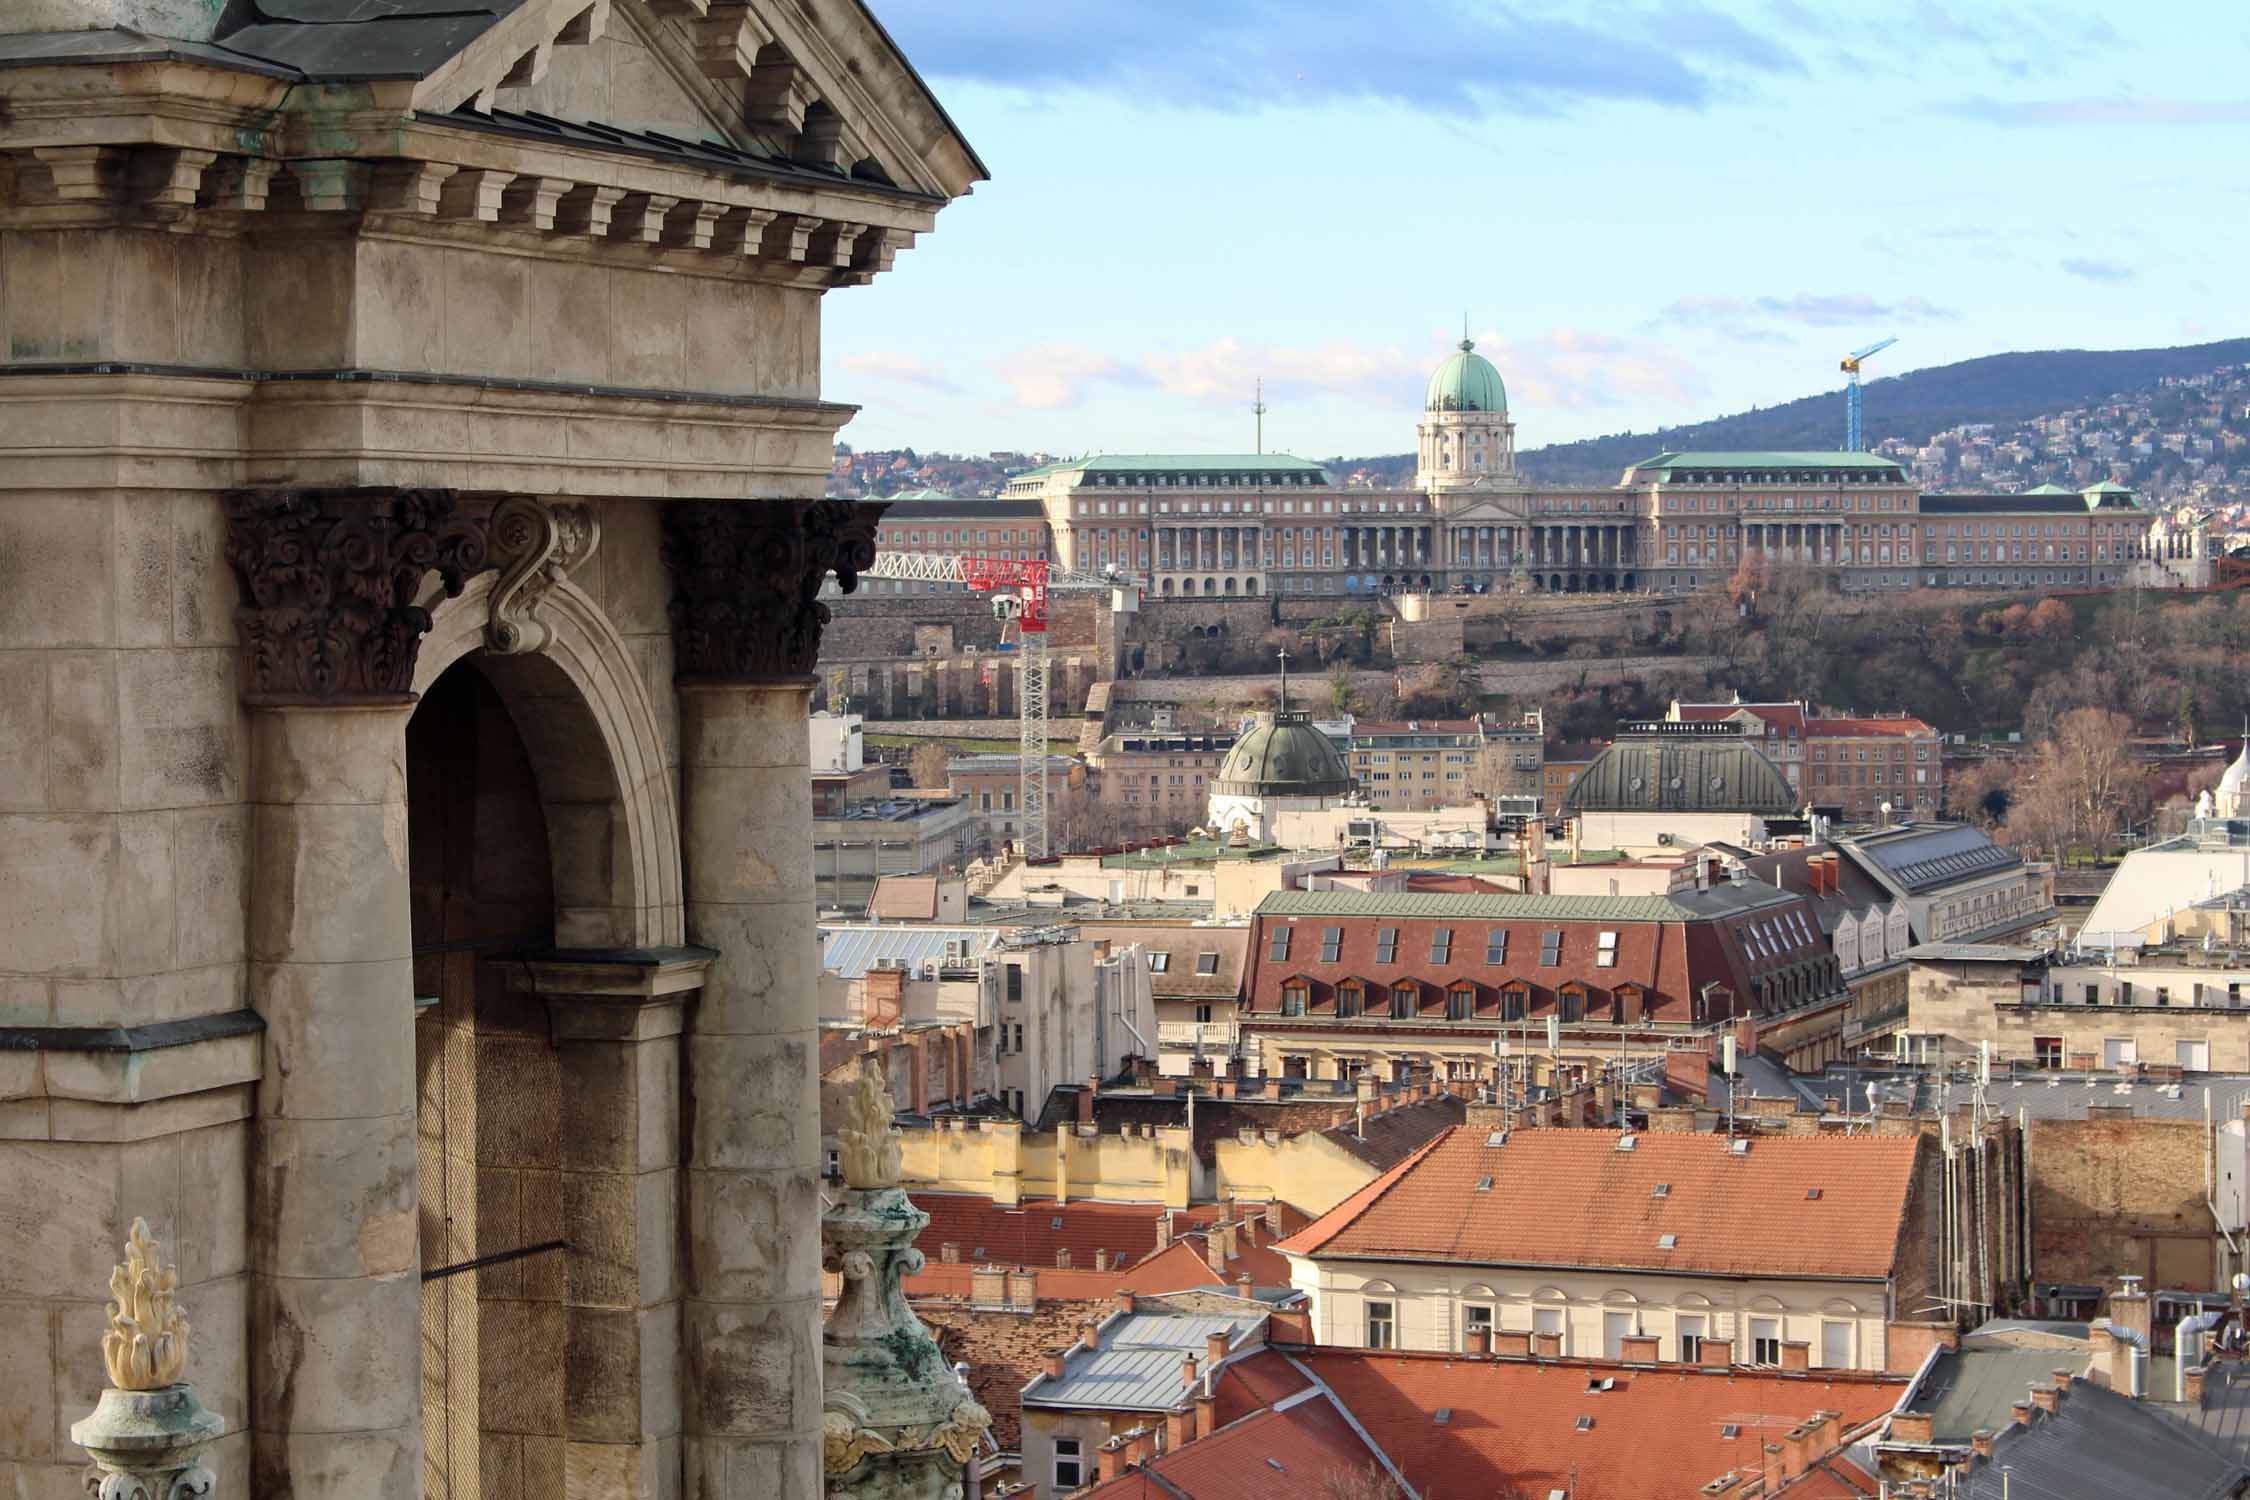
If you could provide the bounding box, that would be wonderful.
[897,1118,1196,1209]
[1210,1130,1385,1219]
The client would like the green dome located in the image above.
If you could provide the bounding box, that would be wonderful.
[1426,337,1507,414]
[1212,713,1354,799]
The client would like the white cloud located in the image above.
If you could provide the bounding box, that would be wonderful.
[838,350,961,394]
[993,344,1144,410]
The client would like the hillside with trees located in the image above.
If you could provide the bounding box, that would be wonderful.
[1325,336,2250,487]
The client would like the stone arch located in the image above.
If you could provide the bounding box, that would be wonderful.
[416,569,684,948]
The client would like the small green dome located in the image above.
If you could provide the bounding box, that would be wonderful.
[1213,713,1354,799]
[1426,337,1507,414]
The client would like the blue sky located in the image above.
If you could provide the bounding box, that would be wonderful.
[824,1,2246,460]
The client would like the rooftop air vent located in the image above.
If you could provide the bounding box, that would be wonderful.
[1487,1130,1510,1147]
[1475,1176,1494,1192]
[1652,1183,1671,1198]
[1721,1423,1741,1440]
[1730,1139,1751,1156]
[1616,1134,1637,1152]
[1658,1234,1678,1249]
[1805,1188,1823,1201]
[1433,1408,1453,1426]
[1575,1415,1595,1432]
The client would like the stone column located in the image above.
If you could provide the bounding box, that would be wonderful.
[662,498,881,1500]
[224,488,499,1500]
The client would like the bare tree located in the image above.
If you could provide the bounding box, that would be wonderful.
[1320,1463,1406,1500]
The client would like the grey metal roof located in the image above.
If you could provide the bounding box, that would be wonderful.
[1212,712,1353,799]
[1255,883,1795,924]
[0,27,298,76]
[817,925,997,979]
[1957,1377,2246,1500]
[1845,824,2020,895]
[2159,1361,2250,1465]
[1913,1347,2081,1444]
[1023,1311,1263,1411]
[1562,732,1797,815]
[1906,943,2046,963]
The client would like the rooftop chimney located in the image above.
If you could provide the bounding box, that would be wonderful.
[1166,1407,1193,1453]
[1181,1355,1199,1390]
[1970,1429,1995,1460]
[2010,1401,2035,1429]
[1116,1291,1138,1319]
[1080,1322,1100,1352]
[1206,1331,1229,1367]
[1195,1389,1217,1440]
[1043,1350,1067,1381]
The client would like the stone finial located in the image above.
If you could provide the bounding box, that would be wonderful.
[103,1218,190,1391]
[840,1058,903,1189]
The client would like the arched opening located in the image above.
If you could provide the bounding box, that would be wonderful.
[1244,577,1259,595]
[1223,577,1237,596]
[409,661,567,1497]
[1160,578,1175,596]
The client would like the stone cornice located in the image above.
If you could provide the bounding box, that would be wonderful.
[662,497,885,682]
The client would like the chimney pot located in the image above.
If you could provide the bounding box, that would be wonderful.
[1206,1331,1229,1367]
[2030,1383,2060,1414]
[1181,1355,1199,1390]
[2010,1400,2035,1429]
[941,1242,960,1264]
[1094,1248,1109,1271]
[1166,1407,1194,1452]
[1044,1351,1066,1381]
[1194,1391,1217,1440]
[1116,1290,1138,1319]
[1970,1429,1995,1460]
[1081,1322,1100,1352]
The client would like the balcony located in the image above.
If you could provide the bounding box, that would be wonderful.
[1157,1020,1240,1052]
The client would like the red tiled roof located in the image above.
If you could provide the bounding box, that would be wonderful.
[1210,1348,1314,1427]
[1277,1129,1920,1281]
[867,874,939,919]
[1100,924,1248,1001]
[1805,716,1936,738]
[1676,701,1808,734]
[918,1298,1113,1451]
[908,1196,1282,1278]
[1299,1349,1902,1500]
[1082,1389,1380,1500]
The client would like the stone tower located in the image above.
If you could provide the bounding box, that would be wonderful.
[1415,336,1516,491]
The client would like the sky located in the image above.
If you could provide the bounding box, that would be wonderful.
[822,1,2248,462]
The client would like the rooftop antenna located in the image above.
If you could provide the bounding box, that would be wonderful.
[1276,647,1290,714]
[1253,378,1267,456]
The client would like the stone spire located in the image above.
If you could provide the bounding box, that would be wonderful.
[823,1060,991,1498]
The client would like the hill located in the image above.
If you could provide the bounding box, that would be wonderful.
[1326,337,2250,488]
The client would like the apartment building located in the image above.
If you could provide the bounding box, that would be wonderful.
[1345,715,1542,815]
[1669,699,1943,819]
[946,751,1087,855]
[1236,883,1846,1085]
[1904,939,2250,1072]
[1277,1129,1929,1372]
[811,795,977,909]
[1084,730,1238,838]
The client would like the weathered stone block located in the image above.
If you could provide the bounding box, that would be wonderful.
[44,652,116,811]
[0,816,111,975]
[109,811,175,977]
[250,804,411,966]
[681,1167,819,1304]
[249,1272,421,1432]
[0,1299,55,1459]
[678,901,817,1037]
[0,494,111,648]
[176,1120,250,1282]
[252,957,416,1119]
[171,804,249,968]
[116,647,239,809]
[684,1032,818,1173]
[252,1114,418,1281]
[681,1297,818,1438]
[0,655,43,811]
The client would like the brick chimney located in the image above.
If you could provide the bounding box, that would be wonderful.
[1969,1429,1995,1460]
[2009,1401,2034,1429]
[1620,1333,1661,1365]
[1097,1435,1128,1483]
[1127,1427,1155,1467]
[1116,1290,1138,1320]
[2110,1279,2153,1348]
[1206,1331,1229,1367]
[1094,1248,1109,1271]
[1760,1443,1785,1493]
[1888,1412,1933,1445]
[1180,1355,1199,1391]
[1043,1350,1067,1381]
[940,1242,960,1264]
[1195,1390,1217,1440]
[1080,1322,1101,1352]
[1079,1076,1099,1124]
[1166,1407,1194,1452]
[2188,1365,2209,1405]
[1154,1214,1172,1251]
[1007,1269,1038,1310]
[2030,1383,2060,1414]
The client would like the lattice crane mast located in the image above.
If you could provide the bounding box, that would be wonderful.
[846,552,1141,857]
[1840,336,1897,452]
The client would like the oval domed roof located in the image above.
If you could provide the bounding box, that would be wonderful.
[1213,713,1354,799]
[1426,337,1507,414]
[1562,728,1796,815]
[2221,739,2250,795]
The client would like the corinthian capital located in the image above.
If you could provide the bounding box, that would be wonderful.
[661,498,884,682]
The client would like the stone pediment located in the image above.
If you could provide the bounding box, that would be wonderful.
[1440,495,1532,524]
[413,0,984,201]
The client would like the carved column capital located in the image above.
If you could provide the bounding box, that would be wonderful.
[223,488,495,706]
[661,498,884,682]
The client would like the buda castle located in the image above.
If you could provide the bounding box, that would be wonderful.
[996,335,2156,599]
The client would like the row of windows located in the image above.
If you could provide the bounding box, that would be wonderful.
[1271,924,1618,967]
[1362,1299,1860,1368]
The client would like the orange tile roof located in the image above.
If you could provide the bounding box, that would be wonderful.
[1081,1389,1380,1500]
[1805,716,1936,738]
[1300,1349,1902,1500]
[1277,1128,1920,1281]
[908,1196,1291,1283]
[1210,1347,1314,1427]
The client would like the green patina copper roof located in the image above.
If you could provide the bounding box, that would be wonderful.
[1425,338,1507,414]
[1562,731,1797,816]
[1016,453,1330,482]
[2023,483,2076,495]
[1628,452,1907,475]
[1212,712,1354,799]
